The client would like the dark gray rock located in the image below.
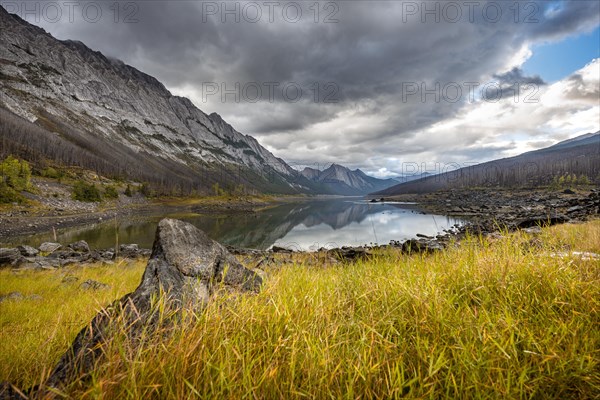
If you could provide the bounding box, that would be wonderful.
[17,245,39,257]
[39,242,61,253]
[45,218,262,390]
[20,257,61,269]
[89,251,103,262]
[271,245,293,254]
[401,239,444,253]
[62,275,79,284]
[0,248,21,267]
[328,247,372,262]
[416,233,434,239]
[119,243,141,258]
[79,279,110,290]
[516,215,569,229]
[69,240,90,253]
[119,244,139,252]
[47,250,82,260]
[0,292,24,303]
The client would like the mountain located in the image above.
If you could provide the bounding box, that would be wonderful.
[301,163,397,195]
[374,132,600,195]
[542,132,600,152]
[0,8,318,195]
[392,172,434,184]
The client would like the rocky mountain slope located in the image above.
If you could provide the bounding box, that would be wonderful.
[374,132,600,195]
[0,7,316,195]
[301,164,397,195]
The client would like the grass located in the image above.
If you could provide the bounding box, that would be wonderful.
[0,221,599,398]
[0,259,144,389]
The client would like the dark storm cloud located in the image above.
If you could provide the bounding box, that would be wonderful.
[493,67,545,87]
[5,0,599,168]
[491,67,546,99]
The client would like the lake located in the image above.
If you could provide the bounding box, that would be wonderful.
[5,199,465,251]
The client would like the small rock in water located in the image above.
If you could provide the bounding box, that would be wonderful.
[416,233,434,239]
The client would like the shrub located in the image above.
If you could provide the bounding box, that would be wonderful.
[124,184,133,197]
[0,155,31,192]
[41,167,61,179]
[139,183,153,197]
[0,182,22,203]
[0,156,32,203]
[104,185,119,199]
[577,175,591,185]
[212,182,225,196]
[72,180,102,202]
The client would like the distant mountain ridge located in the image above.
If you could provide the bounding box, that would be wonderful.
[0,7,321,195]
[301,163,397,195]
[374,132,600,196]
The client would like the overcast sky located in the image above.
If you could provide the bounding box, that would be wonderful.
[6,0,599,177]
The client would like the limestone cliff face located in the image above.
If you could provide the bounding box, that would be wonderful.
[0,7,307,193]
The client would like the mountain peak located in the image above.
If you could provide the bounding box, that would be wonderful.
[329,162,345,169]
[301,163,396,195]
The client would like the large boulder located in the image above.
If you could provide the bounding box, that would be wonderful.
[44,218,262,390]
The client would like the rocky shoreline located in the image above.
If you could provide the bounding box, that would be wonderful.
[268,187,599,260]
[1,188,598,271]
[0,196,275,241]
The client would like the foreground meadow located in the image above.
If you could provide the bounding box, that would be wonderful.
[1,221,599,399]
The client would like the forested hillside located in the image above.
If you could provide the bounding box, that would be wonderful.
[374,132,600,195]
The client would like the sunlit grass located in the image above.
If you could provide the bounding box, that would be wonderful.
[0,259,145,388]
[1,221,598,398]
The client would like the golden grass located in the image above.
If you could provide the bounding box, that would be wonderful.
[1,221,599,398]
[0,259,145,388]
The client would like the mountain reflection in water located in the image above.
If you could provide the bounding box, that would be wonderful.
[4,199,464,251]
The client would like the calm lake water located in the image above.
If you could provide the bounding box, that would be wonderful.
[6,199,464,251]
